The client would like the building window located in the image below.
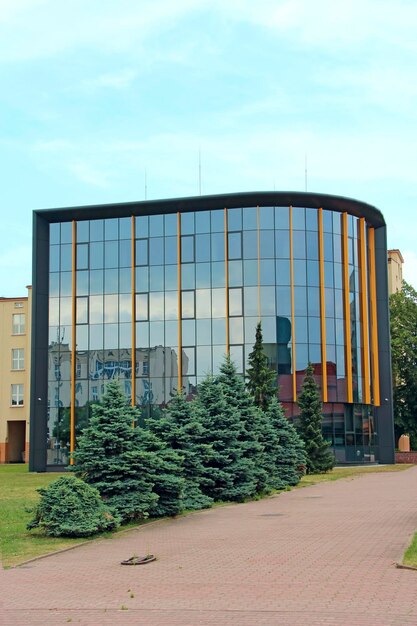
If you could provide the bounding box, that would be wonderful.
[12,348,24,370]
[11,384,24,406]
[12,313,25,335]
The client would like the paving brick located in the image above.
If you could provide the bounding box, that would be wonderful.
[3,467,417,626]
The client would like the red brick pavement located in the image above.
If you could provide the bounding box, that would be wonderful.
[2,467,417,626]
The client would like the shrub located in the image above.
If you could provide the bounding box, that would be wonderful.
[27,475,119,537]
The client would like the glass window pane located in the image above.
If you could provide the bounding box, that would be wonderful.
[259,206,274,229]
[307,287,320,317]
[230,345,243,373]
[61,222,72,244]
[181,291,195,319]
[197,345,211,374]
[89,269,103,295]
[212,319,226,344]
[60,271,72,296]
[260,287,276,316]
[211,233,224,262]
[211,262,225,288]
[229,288,242,316]
[136,293,149,321]
[136,321,149,348]
[150,292,164,320]
[164,213,177,236]
[90,242,104,269]
[181,236,194,263]
[50,223,60,245]
[49,246,60,272]
[292,207,305,230]
[119,217,131,239]
[276,260,290,285]
[104,241,118,268]
[228,208,242,231]
[181,212,194,235]
[76,297,88,324]
[165,265,177,290]
[295,316,308,342]
[182,346,195,375]
[210,209,224,232]
[60,244,72,272]
[136,266,149,292]
[150,265,164,291]
[119,267,131,294]
[260,231,274,258]
[228,232,242,260]
[195,211,210,233]
[89,219,103,241]
[119,240,131,267]
[90,295,103,324]
[50,272,60,297]
[293,259,306,286]
[243,207,257,230]
[150,321,164,346]
[229,260,243,287]
[293,231,306,259]
[260,260,275,285]
[294,286,307,316]
[150,215,163,237]
[229,317,243,344]
[244,287,258,316]
[323,210,333,233]
[105,218,118,240]
[261,316,276,343]
[135,215,149,238]
[165,237,178,265]
[195,234,210,262]
[306,208,318,231]
[165,291,178,320]
[275,206,289,229]
[243,231,257,259]
[77,244,88,270]
[306,231,319,259]
[196,263,211,288]
[196,289,211,318]
[150,238,164,264]
[104,294,118,323]
[119,294,131,322]
[275,231,290,258]
[104,269,118,294]
[212,288,226,318]
[309,316,321,343]
[182,264,195,289]
[197,319,212,345]
[276,287,291,316]
[182,319,195,345]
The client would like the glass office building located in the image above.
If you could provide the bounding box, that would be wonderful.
[30,192,395,470]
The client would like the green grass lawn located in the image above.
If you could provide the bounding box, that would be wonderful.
[403,533,417,568]
[0,463,414,568]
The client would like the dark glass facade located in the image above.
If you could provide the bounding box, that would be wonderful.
[30,192,395,470]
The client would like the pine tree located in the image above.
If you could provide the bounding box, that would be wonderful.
[218,356,269,494]
[246,322,276,411]
[71,381,184,521]
[297,363,335,474]
[146,392,213,511]
[266,397,306,486]
[193,375,256,501]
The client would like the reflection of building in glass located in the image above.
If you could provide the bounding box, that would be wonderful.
[30,192,395,470]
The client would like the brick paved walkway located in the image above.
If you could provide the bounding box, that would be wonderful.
[3,467,417,626]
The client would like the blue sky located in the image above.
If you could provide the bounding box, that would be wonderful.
[1,0,416,296]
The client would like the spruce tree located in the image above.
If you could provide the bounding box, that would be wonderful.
[267,397,306,486]
[146,392,213,511]
[218,356,268,494]
[297,363,335,474]
[71,381,184,521]
[246,322,276,411]
[193,375,256,502]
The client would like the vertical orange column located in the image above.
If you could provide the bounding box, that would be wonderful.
[177,212,182,392]
[131,215,136,408]
[318,208,328,402]
[70,220,76,465]
[358,218,371,405]
[289,206,297,402]
[342,212,353,403]
[368,227,380,406]
[224,208,230,355]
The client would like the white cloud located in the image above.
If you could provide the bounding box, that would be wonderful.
[81,69,138,91]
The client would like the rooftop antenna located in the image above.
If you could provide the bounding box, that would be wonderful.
[198,148,202,196]
[304,154,308,192]
[145,169,148,200]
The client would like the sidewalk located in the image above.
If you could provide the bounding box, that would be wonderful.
[3,467,417,626]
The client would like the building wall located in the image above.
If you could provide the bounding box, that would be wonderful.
[387,249,404,295]
[0,289,32,463]
[30,193,395,470]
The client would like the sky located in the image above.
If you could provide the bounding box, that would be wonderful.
[0,0,416,296]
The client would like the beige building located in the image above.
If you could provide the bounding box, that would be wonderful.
[388,249,404,295]
[0,288,31,463]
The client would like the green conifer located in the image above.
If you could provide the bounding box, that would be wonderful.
[146,392,213,511]
[193,375,256,501]
[218,356,268,494]
[297,363,335,474]
[72,381,184,521]
[246,322,276,411]
[266,397,306,486]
